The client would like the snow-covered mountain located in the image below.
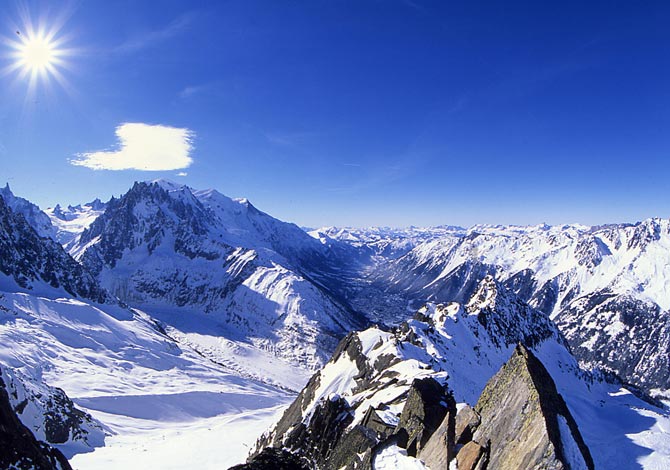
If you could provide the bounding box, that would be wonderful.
[44,199,107,250]
[326,222,670,396]
[69,180,365,374]
[0,190,296,468]
[0,183,56,240]
[248,278,670,469]
[0,193,108,303]
[3,180,670,468]
[309,225,464,260]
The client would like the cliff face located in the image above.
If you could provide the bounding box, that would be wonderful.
[0,195,108,303]
[460,345,594,470]
[0,373,72,470]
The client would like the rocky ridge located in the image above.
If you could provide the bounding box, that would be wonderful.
[243,278,669,469]
[1,366,105,455]
[0,194,108,303]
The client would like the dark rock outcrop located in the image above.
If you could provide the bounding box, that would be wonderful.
[396,377,452,456]
[1,366,105,455]
[0,374,72,470]
[229,447,309,470]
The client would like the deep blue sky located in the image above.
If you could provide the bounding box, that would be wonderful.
[1,0,669,227]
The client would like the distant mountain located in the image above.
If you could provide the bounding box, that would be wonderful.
[309,225,465,260]
[327,222,670,395]
[71,180,366,373]
[44,199,107,250]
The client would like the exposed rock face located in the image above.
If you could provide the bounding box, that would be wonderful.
[397,377,452,456]
[456,440,488,470]
[1,366,104,451]
[470,345,594,470]
[248,278,583,469]
[0,372,72,470]
[247,338,597,470]
[416,393,456,469]
[454,404,480,446]
[0,194,108,303]
[252,376,454,470]
[250,326,456,469]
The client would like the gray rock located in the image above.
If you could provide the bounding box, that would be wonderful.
[417,396,457,469]
[472,344,594,470]
[454,404,480,446]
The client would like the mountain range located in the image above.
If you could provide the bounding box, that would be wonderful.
[0,179,669,469]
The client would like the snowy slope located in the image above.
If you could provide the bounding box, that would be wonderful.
[0,184,303,468]
[0,291,295,469]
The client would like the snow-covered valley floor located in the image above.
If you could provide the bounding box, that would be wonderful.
[0,291,296,469]
[70,401,289,469]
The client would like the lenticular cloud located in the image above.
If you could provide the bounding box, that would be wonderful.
[71,122,194,171]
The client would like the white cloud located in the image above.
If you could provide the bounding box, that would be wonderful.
[176,171,188,177]
[71,123,195,171]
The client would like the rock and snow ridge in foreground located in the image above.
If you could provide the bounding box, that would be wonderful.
[250,277,670,469]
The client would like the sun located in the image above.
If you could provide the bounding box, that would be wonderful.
[3,16,71,94]
[18,35,56,72]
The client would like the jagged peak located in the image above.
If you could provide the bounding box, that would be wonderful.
[466,274,500,312]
